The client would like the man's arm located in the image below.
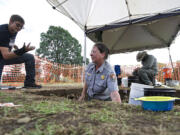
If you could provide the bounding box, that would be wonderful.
[0,47,18,59]
[110,90,121,103]
[0,42,35,60]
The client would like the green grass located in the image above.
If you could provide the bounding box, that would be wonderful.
[0,88,180,135]
[12,126,26,135]
[30,99,74,114]
[89,108,118,123]
[27,122,58,135]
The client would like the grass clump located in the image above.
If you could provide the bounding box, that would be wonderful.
[30,99,75,114]
[89,108,118,123]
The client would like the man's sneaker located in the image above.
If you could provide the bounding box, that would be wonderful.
[24,83,42,89]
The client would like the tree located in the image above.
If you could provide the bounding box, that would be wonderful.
[36,26,89,65]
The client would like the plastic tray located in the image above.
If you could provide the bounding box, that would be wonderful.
[142,100,174,111]
[135,96,180,111]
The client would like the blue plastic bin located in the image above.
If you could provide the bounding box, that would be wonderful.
[134,96,180,111]
[142,100,174,111]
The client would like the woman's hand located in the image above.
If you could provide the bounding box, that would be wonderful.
[78,94,85,101]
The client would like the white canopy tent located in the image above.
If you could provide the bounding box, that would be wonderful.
[47,0,180,65]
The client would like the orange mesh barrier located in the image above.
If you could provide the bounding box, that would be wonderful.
[1,56,84,86]
[162,68,172,79]
[1,58,180,86]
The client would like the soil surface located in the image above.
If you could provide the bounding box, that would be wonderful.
[0,85,180,135]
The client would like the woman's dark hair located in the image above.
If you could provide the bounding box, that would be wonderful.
[10,14,25,24]
[94,42,109,59]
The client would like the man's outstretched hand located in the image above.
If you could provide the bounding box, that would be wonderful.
[13,42,35,56]
[24,42,35,51]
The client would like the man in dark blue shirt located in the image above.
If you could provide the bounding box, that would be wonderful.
[0,14,41,88]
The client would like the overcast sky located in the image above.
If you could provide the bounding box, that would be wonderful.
[1,0,180,66]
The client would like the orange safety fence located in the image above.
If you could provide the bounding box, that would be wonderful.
[1,56,180,86]
[117,62,180,84]
[1,56,84,86]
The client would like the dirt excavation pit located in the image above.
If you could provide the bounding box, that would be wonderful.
[26,86,180,104]
[26,87,130,102]
[26,87,82,100]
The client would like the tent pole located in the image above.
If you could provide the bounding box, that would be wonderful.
[83,32,87,66]
[168,47,176,80]
[82,27,87,83]
[83,26,87,66]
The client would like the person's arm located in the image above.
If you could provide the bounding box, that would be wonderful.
[0,47,18,59]
[110,90,121,103]
[0,42,35,60]
[107,71,122,103]
[78,82,88,101]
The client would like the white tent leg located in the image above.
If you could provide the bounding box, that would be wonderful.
[83,32,87,66]
[82,32,87,83]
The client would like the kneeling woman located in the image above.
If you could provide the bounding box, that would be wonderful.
[79,43,121,103]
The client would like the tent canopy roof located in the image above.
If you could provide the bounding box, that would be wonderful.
[47,0,180,54]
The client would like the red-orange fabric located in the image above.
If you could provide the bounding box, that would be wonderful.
[163,68,172,79]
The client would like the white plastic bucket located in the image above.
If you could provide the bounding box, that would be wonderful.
[121,77,128,87]
[129,83,154,105]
